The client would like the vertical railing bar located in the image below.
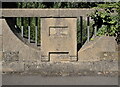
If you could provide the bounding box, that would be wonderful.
[39,17,41,45]
[28,17,30,43]
[35,26,38,45]
[21,26,24,37]
[14,17,17,28]
[21,17,24,37]
[89,17,92,39]
[20,3,23,37]
[87,26,90,42]
[35,17,38,46]
[80,16,83,45]
[89,17,91,38]
[87,16,90,42]
[94,26,97,36]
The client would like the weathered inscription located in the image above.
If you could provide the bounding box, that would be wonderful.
[49,26,68,37]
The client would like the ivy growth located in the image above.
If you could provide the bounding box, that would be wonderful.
[90,2,119,36]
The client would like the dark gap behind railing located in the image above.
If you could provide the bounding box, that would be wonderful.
[15,17,41,46]
[77,16,94,51]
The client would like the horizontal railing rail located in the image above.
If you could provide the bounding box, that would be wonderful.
[1,8,95,17]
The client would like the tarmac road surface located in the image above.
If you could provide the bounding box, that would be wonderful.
[2,74,118,85]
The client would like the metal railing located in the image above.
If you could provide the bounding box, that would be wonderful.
[13,16,97,48]
[2,9,98,48]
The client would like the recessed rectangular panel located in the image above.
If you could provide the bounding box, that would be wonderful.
[49,26,68,36]
[49,52,70,61]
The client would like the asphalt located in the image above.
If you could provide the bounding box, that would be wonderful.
[2,74,118,85]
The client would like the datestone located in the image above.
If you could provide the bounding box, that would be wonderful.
[41,18,77,62]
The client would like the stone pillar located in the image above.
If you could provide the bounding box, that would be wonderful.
[41,18,77,62]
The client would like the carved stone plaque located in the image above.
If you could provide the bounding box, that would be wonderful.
[49,26,68,37]
[41,18,77,62]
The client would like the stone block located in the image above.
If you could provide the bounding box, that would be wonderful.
[70,56,78,62]
[0,36,2,51]
[3,62,24,72]
[0,52,2,60]
[0,19,2,35]
[3,51,19,62]
[41,56,49,62]
[9,62,24,72]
